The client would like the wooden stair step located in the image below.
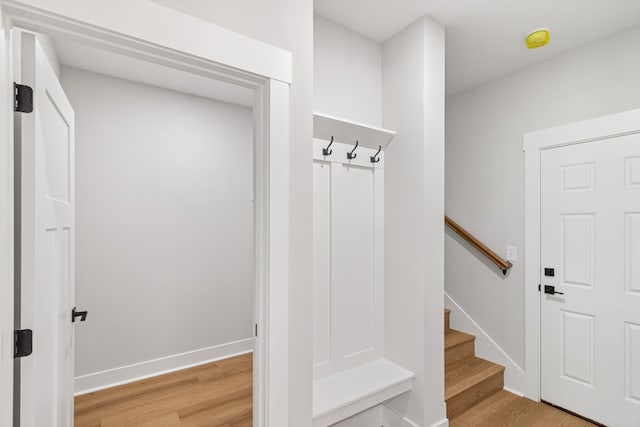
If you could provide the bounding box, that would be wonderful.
[445,357,505,419]
[445,329,475,366]
[444,308,451,331]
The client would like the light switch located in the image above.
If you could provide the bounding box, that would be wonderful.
[506,246,517,262]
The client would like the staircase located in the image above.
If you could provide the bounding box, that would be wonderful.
[445,308,506,423]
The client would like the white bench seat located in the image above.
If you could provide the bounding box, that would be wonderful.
[313,359,415,427]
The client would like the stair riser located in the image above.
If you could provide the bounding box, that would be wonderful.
[446,371,504,419]
[445,340,475,366]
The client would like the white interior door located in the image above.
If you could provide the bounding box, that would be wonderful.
[540,134,640,426]
[16,32,76,426]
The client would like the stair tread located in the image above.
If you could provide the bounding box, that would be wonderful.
[449,390,519,425]
[444,308,451,314]
[445,329,475,350]
[445,357,505,401]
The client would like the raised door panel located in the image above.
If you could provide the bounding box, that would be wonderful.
[625,322,640,404]
[561,310,595,386]
[625,213,640,296]
[561,214,595,288]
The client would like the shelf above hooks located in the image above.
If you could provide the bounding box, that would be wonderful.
[313,112,396,150]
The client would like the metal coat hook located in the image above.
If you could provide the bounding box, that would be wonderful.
[323,136,334,156]
[347,140,359,160]
[370,145,382,163]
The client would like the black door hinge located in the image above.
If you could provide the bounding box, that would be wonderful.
[15,329,33,358]
[538,284,541,292]
[255,324,258,337]
[14,83,33,113]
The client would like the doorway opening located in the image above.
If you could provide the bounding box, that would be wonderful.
[13,29,257,426]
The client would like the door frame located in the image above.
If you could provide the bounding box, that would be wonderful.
[523,107,640,401]
[0,1,292,426]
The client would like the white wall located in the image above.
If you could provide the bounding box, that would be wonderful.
[61,67,254,390]
[383,16,446,427]
[314,14,382,126]
[148,1,314,424]
[446,25,640,372]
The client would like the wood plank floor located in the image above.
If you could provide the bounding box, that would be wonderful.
[75,353,253,427]
[449,390,598,427]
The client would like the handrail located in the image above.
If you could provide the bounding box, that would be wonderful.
[445,216,513,276]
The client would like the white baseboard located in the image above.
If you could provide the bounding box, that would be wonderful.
[503,386,525,397]
[428,419,449,427]
[331,406,387,427]
[445,292,527,395]
[381,405,433,427]
[74,337,254,395]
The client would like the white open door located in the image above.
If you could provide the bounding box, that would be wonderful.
[16,32,76,426]
[540,134,640,426]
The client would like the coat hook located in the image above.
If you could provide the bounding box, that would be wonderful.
[347,140,359,160]
[370,145,382,163]
[323,136,334,156]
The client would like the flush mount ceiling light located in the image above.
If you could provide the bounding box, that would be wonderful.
[526,28,550,49]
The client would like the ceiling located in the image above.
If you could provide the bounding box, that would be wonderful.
[52,37,253,107]
[314,0,640,95]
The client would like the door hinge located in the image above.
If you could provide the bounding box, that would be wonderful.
[255,324,258,337]
[14,83,33,113]
[538,284,541,292]
[14,329,33,358]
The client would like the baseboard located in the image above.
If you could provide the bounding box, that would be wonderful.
[74,337,254,395]
[382,405,443,427]
[330,406,387,427]
[444,292,527,395]
[503,386,525,397]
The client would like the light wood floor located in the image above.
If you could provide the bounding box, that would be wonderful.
[449,390,598,427]
[75,353,253,427]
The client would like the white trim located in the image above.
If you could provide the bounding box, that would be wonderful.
[74,339,254,395]
[428,418,449,427]
[523,107,640,401]
[0,2,292,426]
[444,292,526,395]
[2,0,292,84]
[313,112,396,150]
[381,405,447,427]
[0,6,15,427]
[503,386,525,397]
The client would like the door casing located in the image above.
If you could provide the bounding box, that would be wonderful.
[0,1,293,426]
[523,107,640,400]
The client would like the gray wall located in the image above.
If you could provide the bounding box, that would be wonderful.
[445,25,640,368]
[62,67,254,379]
[314,14,382,126]
[149,1,314,423]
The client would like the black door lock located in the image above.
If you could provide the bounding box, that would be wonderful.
[72,307,88,322]
[544,285,564,295]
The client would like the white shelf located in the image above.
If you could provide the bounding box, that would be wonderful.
[313,112,396,149]
[312,359,414,427]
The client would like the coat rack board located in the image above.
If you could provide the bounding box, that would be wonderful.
[313,112,396,149]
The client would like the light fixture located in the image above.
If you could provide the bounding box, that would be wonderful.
[526,28,550,49]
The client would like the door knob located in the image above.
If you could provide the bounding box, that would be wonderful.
[72,307,88,322]
[544,285,564,295]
